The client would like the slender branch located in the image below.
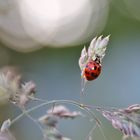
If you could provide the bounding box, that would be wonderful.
[22,108,44,134]
[11,99,100,126]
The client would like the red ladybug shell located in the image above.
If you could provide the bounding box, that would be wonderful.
[84,60,101,81]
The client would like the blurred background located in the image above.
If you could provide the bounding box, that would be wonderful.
[0,0,140,140]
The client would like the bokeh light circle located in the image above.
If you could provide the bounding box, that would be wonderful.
[18,0,109,47]
[0,0,109,52]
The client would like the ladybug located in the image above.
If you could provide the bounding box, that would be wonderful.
[84,59,102,81]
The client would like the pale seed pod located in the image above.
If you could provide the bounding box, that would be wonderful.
[0,130,16,140]
[88,35,110,62]
[79,46,88,72]
[0,120,16,140]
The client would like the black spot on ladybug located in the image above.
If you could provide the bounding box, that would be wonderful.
[94,66,97,70]
[91,72,98,78]
[85,71,89,75]
[91,72,95,77]
[98,68,101,72]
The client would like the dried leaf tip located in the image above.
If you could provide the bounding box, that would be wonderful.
[0,71,21,105]
[0,119,16,140]
[47,105,82,119]
[39,105,82,127]
[43,128,72,140]
[122,104,140,113]
[101,104,140,138]
[1,119,11,132]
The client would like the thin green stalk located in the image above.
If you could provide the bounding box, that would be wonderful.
[11,99,99,126]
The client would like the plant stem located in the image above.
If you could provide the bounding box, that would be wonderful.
[11,99,99,125]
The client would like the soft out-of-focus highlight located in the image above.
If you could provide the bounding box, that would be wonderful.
[0,0,109,52]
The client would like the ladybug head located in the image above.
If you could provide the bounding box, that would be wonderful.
[94,55,101,64]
